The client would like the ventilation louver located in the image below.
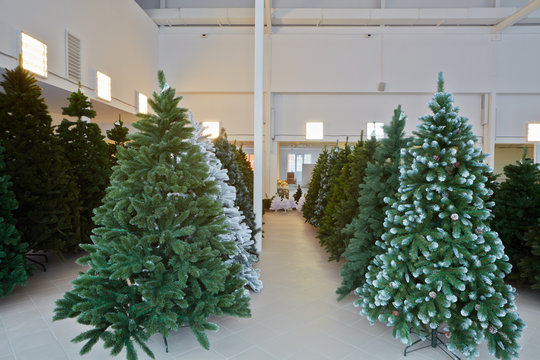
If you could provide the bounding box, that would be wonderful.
[66,32,81,82]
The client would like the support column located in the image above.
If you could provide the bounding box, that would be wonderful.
[485,92,497,169]
[254,0,264,252]
[535,143,540,164]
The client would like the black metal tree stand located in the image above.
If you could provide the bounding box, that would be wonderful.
[26,253,49,272]
[404,328,461,359]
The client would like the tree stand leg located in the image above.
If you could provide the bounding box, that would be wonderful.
[163,335,168,353]
[26,253,49,272]
[404,328,461,360]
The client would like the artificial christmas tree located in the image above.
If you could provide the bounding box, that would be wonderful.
[0,144,27,296]
[293,185,302,203]
[0,65,80,254]
[234,144,254,202]
[312,144,346,227]
[337,106,409,300]
[53,72,250,360]
[107,115,130,166]
[303,147,328,224]
[492,149,540,282]
[213,131,258,256]
[319,135,378,261]
[356,74,524,359]
[189,120,262,292]
[56,85,111,248]
[519,218,540,288]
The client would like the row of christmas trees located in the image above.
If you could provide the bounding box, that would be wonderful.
[303,74,527,359]
[0,66,260,300]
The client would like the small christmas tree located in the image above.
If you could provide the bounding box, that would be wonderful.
[492,149,540,282]
[357,74,524,359]
[0,144,27,297]
[53,72,250,359]
[520,218,540,288]
[56,85,111,248]
[213,131,258,256]
[293,185,302,203]
[337,106,409,300]
[0,65,80,254]
[107,115,130,166]
[319,135,378,261]
[234,144,254,202]
[303,147,328,224]
[189,120,262,292]
[312,144,347,227]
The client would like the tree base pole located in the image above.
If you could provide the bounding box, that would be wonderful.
[404,328,460,360]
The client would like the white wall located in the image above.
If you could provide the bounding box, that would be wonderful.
[0,0,159,118]
[158,26,540,194]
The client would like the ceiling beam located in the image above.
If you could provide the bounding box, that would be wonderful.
[265,0,272,33]
[493,0,540,33]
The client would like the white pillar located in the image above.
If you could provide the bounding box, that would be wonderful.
[534,143,540,164]
[486,92,497,169]
[254,0,264,253]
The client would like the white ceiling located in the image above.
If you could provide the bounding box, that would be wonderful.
[134,0,540,27]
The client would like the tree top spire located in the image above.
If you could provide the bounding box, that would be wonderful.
[437,72,444,92]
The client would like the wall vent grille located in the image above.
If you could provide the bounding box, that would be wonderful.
[66,32,81,82]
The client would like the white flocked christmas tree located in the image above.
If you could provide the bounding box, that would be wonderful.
[190,120,262,293]
[356,73,524,360]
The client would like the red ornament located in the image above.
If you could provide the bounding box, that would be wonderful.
[392,310,400,316]
[429,291,437,299]
[457,130,461,134]
[454,161,460,168]
[433,155,440,161]
[445,331,451,339]
[488,325,498,334]
[475,227,483,235]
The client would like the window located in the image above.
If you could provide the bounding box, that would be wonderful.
[96,71,111,101]
[202,121,220,139]
[306,122,324,140]
[527,123,540,142]
[21,32,47,77]
[288,154,296,172]
[137,92,148,114]
[296,155,303,172]
[367,122,385,139]
[304,154,312,164]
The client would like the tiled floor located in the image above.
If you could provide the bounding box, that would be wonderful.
[1,211,539,359]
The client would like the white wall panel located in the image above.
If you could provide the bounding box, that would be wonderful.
[496,34,540,93]
[496,94,540,142]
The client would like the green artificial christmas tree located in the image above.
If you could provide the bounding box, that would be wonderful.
[492,149,540,282]
[293,185,302,203]
[0,144,27,296]
[107,115,130,166]
[357,74,524,359]
[56,85,111,248]
[53,72,250,360]
[303,147,328,224]
[520,218,540,288]
[234,144,254,202]
[0,65,80,254]
[213,131,258,256]
[319,135,378,261]
[312,144,346,227]
[337,106,409,300]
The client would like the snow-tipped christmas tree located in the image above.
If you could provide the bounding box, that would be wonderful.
[312,144,348,227]
[213,132,258,256]
[303,147,328,224]
[0,65,80,254]
[107,115,130,166]
[356,74,524,359]
[492,149,540,282]
[56,84,111,248]
[53,72,250,360]
[189,120,262,292]
[0,144,27,296]
[337,106,409,300]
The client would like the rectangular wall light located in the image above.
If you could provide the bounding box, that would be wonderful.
[528,123,540,142]
[306,122,323,140]
[96,71,111,101]
[367,122,385,139]
[21,32,47,77]
[202,121,220,139]
[137,92,148,114]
